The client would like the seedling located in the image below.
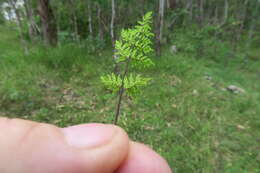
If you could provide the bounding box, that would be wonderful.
[101,12,155,125]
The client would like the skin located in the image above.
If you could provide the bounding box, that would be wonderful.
[0,117,172,173]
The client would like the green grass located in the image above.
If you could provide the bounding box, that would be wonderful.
[1,25,260,172]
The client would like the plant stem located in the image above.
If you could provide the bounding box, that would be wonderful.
[114,58,131,125]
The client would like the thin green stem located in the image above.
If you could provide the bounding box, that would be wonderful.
[114,58,131,125]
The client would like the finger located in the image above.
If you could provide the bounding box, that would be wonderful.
[0,118,129,173]
[116,142,172,173]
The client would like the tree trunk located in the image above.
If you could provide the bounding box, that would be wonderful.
[140,0,145,15]
[197,0,204,26]
[38,0,57,46]
[9,0,28,54]
[233,0,249,49]
[167,0,179,30]
[52,2,61,46]
[87,0,93,37]
[110,0,119,73]
[168,0,177,9]
[24,0,37,42]
[214,4,218,25]
[186,0,193,22]
[111,0,116,46]
[97,3,104,40]
[156,0,165,56]
[222,0,229,25]
[68,0,79,42]
[245,0,259,56]
[7,9,12,21]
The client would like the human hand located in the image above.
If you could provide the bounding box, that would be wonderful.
[0,118,172,173]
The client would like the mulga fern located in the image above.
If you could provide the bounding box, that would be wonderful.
[101,12,155,125]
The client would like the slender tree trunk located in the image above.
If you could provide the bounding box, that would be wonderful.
[52,3,60,46]
[222,0,229,25]
[7,9,12,21]
[24,0,37,42]
[97,3,104,40]
[166,0,170,9]
[87,0,93,37]
[69,0,79,42]
[156,0,165,56]
[111,0,119,73]
[245,0,259,61]
[168,0,177,9]
[38,0,57,46]
[233,0,249,50]
[9,0,28,54]
[198,0,204,26]
[186,0,193,22]
[111,0,116,46]
[167,0,178,30]
[214,4,219,25]
[56,15,61,46]
[140,0,145,15]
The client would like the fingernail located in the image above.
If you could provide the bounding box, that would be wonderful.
[62,124,116,148]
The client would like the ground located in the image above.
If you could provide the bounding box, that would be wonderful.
[0,25,260,172]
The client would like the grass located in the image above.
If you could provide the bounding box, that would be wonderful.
[1,25,260,172]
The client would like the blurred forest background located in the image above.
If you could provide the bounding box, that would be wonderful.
[0,0,260,172]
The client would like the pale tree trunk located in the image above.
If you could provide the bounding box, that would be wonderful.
[233,0,249,49]
[56,15,61,46]
[9,0,28,54]
[88,0,93,37]
[111,0,119,74]
[24,0,37,42]
[166,0,177,44]
[166,0,170,9]
[167,0,178,30]
[156,0,165,56]
[111,0,116,46]
[221,0,229,25]
[69,0,79,42]
[245,0,259,60]
[52,3,61,45]
[198,0,204,26]
[7,9,12,20]
[214,4,219,25]
[97,3,104,40]
[38,0,57,46]
[140,0,145,15]
[186,0,193,22]
[204,2,212,24]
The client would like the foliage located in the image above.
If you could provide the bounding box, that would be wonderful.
[0,0,260,170]
[0,10,5,24]
[1,24,260,172]
[100,12,154,123]
[101,73,151,96]
[114,12,154,66]
[82,36,106,54]
[170,26,237,65]
[101,12,154,94]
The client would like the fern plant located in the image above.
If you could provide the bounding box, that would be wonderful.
[101,12,154,125]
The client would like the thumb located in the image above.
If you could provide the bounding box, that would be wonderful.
[0,118,129,173]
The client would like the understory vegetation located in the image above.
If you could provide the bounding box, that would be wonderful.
[0,24,259,172]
